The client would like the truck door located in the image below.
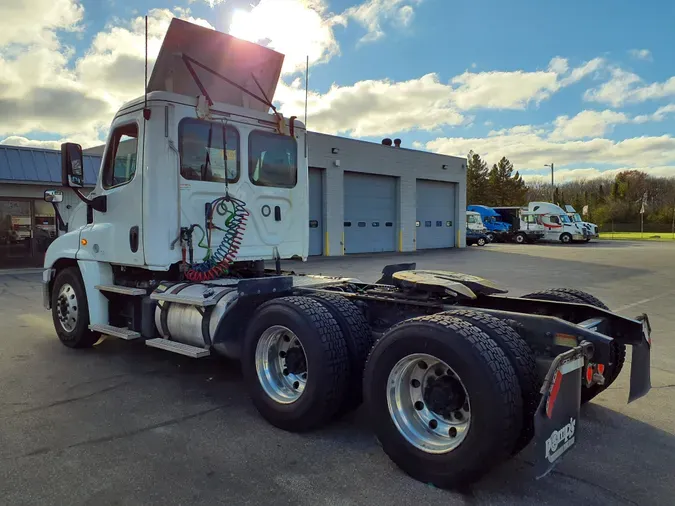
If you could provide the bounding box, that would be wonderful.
[80,116,145,266]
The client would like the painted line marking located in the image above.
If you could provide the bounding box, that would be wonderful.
[614,290,675,312]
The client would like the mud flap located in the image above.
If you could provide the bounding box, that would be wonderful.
[533,343,592,478]
[629,313,652,403]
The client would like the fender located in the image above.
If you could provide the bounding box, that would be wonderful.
[77,260,113,326]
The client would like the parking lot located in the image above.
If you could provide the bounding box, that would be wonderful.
[1,240,674,506]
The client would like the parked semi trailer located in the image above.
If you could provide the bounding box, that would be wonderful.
[41,19,652,489]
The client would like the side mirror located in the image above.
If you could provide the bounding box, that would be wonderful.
[61,142,85,188]
[44,189,64,203]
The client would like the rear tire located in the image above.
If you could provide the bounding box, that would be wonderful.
[443,309,539,453]
[477,237,486,246]
[306,292,374,414]
[363,314,522,488]
[242,296,350,432]
[51,267,100,349]
[522,289,625,404]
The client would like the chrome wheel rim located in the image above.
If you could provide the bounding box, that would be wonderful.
[56,283,78,332]
[255,325,307,404]
[387,353,470,454]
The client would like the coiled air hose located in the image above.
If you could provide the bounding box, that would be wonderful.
[185,194,249,281]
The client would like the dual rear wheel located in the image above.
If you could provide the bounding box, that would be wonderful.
[244,296,539,488]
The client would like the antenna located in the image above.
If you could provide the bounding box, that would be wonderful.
[143,15,151,121]
[304,55,309,127]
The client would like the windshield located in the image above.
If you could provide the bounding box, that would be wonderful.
[572,213,582,222]
[560,214,572,224]
[467,215,479,224]
[522,214,537,224]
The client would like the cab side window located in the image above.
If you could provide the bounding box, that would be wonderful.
[103,123,139,189]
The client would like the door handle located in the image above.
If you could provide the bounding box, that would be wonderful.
[129,226,139,252]
[274,206,281,221]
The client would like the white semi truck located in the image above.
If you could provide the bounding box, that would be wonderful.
[528,202,587,243]
[41,18,652,489]
[565,205,599,242]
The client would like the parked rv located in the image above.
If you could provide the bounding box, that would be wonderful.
[565,205,598,242]
[528,202,586,243]
[467,205,510,242]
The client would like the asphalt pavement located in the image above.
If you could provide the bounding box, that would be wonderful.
[1,240,674,505]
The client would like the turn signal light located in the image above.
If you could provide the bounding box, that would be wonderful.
[81,239,88,246]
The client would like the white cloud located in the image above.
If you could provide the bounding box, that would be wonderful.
[0,0,83,46]
[550,110,630,140]
[276,73,466,137]
[272,57,608,137]
[0,136,64,150]
[424,129,675,173]
[0,6,213,147]
[450,58,604,110]
[584,67,675,106]
[334,0,424,44]
[629,49,652,61]
[634,104,675,123]
[228,0,340,74]
[522,166,675,183]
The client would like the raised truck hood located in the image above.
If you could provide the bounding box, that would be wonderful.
[148,18,284,112]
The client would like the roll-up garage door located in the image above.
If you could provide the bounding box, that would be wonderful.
[416,180,456,249]
[344,172,397,254]
[308,167,323,256]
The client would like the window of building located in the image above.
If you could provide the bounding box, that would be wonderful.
[103,123,139,189]
[249,130,297,188]
[179,119,239,183]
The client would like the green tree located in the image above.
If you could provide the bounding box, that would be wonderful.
[487,157,527,206]
[465,151,490,204]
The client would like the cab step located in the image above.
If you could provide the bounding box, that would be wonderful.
[95,284,147,296]
[89,324,141,340]
[145,338,211,358]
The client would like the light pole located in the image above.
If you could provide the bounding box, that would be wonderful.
[544,163,554,202]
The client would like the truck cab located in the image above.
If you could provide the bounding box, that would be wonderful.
[528,202,586,244]
[564,205,598,242]
[467,205,511,242]
[492,207,545,244]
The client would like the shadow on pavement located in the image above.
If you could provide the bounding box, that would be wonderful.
[3,335,672,506]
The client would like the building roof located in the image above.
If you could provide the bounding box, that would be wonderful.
[0,145,101,186]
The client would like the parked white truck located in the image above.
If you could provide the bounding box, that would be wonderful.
[528,202,586,243]
[565,205,599,242]
[41,18,652,490]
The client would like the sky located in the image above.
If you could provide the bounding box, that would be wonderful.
[1,0,674,182]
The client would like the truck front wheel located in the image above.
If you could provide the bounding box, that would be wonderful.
[242,296,350,432]
[514,232,526,244]
[560,233,572,244]
[363,314,522,488]
[51,267,101,348]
